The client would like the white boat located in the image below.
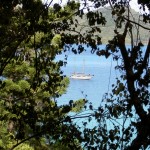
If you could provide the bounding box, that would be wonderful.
[70,73,93,80]
[70,59,94,80]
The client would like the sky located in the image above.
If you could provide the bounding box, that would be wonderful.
[42,0,148,13]
[129,0,139,11]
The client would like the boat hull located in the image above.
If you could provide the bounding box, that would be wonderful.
[70,74,93,80]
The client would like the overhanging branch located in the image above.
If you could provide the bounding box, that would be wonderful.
[134,38,150,79]
[123,16,150,31]
[9,131,43,150]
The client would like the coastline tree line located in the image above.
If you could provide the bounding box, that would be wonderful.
[0,0,149,149]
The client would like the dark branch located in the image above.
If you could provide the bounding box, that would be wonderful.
[123,16,150,31]
[134,39,150,79]
[117,22,130,70]
[9,132,43,150]
[125,121,150,150]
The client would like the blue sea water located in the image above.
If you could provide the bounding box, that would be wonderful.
[55,45,124,137]
[56,44,149,107]
[56,45,120,107]
[55,45,150,149]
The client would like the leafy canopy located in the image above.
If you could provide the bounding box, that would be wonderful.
[0,0,150,150]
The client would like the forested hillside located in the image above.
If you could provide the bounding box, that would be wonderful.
[72,7,149,44]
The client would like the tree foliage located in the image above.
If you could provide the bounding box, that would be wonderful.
[0,0,150,150]
[0,0,83,149]
[68,0,150,149]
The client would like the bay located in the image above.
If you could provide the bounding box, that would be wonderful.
[55,45,149,149]
[56,44,148,107]
[56,45,120,107]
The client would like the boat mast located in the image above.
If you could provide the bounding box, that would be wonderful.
[82,59,85,74]
[74,57,76,74]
